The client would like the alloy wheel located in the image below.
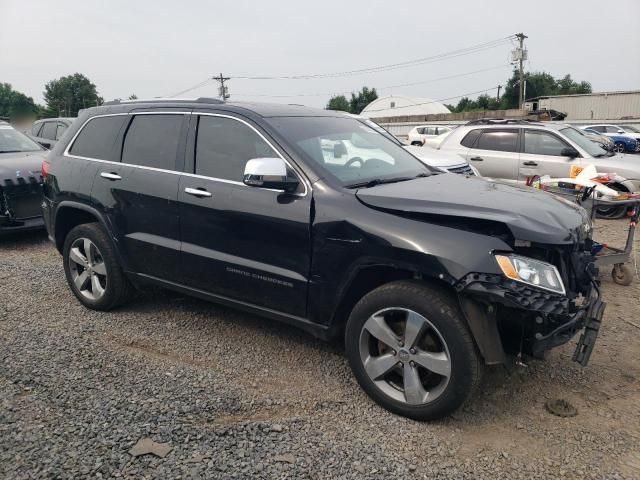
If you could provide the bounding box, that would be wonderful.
[358,307,451,405]
[614,143,625,153]
[68,237,107,301]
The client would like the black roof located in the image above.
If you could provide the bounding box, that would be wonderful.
[95,98,343,118]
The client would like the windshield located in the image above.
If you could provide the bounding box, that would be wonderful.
[0,125,43,153]
[622,125,640,133]
[560,126,607,157]
[267,116,430,187]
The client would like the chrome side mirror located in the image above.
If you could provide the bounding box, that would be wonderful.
[243,157,299,193]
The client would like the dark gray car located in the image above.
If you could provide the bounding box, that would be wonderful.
[27,117,74,149]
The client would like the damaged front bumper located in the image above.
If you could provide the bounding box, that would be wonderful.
[456,272,604,367]
[0,177,45,234]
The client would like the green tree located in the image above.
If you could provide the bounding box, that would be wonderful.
[326,95,350,112]
[43,73,103,117]
[0,83,40,120]
[500,70,592,109]
[128,94,138,100]
[349,87,378,114]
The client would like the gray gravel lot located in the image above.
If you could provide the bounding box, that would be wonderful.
[1,221,639,479]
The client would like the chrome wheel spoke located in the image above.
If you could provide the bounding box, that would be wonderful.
[413,351,451,377]
[84,239,95,265]
[74,271,89,291]
[364,353,398,380]
[404,310,427,349]
[403,363,427,404]
[69,247,87,266]
[363,314,398,348]
[92,261,107,276]
[91,274,105,297]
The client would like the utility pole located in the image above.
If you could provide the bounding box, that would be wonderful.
[496,84,502,101]
[215,73,230,101]
[515,33,528,109]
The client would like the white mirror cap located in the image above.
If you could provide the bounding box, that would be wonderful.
[244,157,287,177]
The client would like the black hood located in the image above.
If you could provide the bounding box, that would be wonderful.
[355,174,590,245]
[0,151,45,183]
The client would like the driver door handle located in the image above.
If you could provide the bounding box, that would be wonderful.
[185,187,212,198]
[470,156,483,161]
[100,172,122,181]
[523,161,538,166]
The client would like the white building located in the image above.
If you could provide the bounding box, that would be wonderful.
[360,95,451,119]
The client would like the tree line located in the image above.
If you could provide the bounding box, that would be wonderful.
[0,73,136,120]
[326,70,592,114]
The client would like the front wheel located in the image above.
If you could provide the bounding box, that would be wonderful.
[613,142,626,154]
[345,281,483,420]
[63,222,134,311]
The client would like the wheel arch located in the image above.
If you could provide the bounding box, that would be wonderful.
[53,202,110,253]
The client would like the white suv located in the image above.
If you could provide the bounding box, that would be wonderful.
[407,125,452,146]
[436,120,640,217]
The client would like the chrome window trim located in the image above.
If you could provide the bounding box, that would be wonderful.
[63,111,310,196]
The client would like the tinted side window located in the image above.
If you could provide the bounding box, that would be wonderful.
[524,131,568,156]
[31,122,43,136]
[590,126,605,133]
[605,126,620,133]
[475,130,518,152]
[460,129,482,148]
[195,116,277,181]
[69,115,127,160]
[55,123,67,140]
[122,114,183,170]
[41,121,57,140]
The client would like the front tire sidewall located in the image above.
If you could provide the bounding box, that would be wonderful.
[345,282,479,420]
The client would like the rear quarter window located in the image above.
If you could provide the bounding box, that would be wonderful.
[68,115,128,161]
[460,129,482,148]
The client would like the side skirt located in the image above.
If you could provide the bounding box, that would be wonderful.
[128,272,332,341]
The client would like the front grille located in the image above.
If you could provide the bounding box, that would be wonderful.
[447,164,475,175]
[1,176,43,219]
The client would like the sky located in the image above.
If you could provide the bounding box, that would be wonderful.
[1,0,639,109]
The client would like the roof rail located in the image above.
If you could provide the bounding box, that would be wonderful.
[103,97,225,106]
[465,118,544,126]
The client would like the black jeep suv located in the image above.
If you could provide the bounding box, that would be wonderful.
[42,98,604,420]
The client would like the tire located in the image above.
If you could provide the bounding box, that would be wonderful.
[410,141,423,146]
[62,222,134,310]
[596,183,628,219]
[345,280,483,420]
[612,264,634,286]
[613,142,626,154]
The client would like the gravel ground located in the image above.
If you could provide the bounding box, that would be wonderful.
[1,220,639,479]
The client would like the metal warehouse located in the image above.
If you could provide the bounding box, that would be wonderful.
[524,90,640,120]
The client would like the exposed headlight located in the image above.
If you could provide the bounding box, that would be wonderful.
[495,254,566,295]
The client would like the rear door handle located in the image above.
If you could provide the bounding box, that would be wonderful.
[100,172,122,181]
[523,161,538,166]
[185,187,212,198]
[470,156,483,161]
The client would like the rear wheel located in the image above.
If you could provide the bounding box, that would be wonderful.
[63,223,134,310]
[612,264,633,286]
[613,142,626,154]
[345,281,483,420]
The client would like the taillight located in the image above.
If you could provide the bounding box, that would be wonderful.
[42,160,50,178]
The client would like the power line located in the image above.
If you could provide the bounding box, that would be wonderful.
[231,35,516,80]
[168,78,213,97]
[231,64,511,98]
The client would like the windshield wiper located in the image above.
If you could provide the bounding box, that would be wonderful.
[346,172,429,189]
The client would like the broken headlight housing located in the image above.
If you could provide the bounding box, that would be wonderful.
[495,254,566,295]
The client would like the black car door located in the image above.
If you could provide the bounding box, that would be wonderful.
[178,112,312,317]
[90,111,188,281]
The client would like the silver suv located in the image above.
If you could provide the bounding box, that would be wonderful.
[437,119,640,194]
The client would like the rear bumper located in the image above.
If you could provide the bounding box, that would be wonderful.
[457,272,604,366]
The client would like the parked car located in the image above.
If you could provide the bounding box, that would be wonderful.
[436,119,640,218]
[580,128,614,152]
[582,124,640,153]
[43,99,603,420]
[0,121,47,233]
[27,117,74,149]
[407,125,452,146]
[349,116,479,175]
